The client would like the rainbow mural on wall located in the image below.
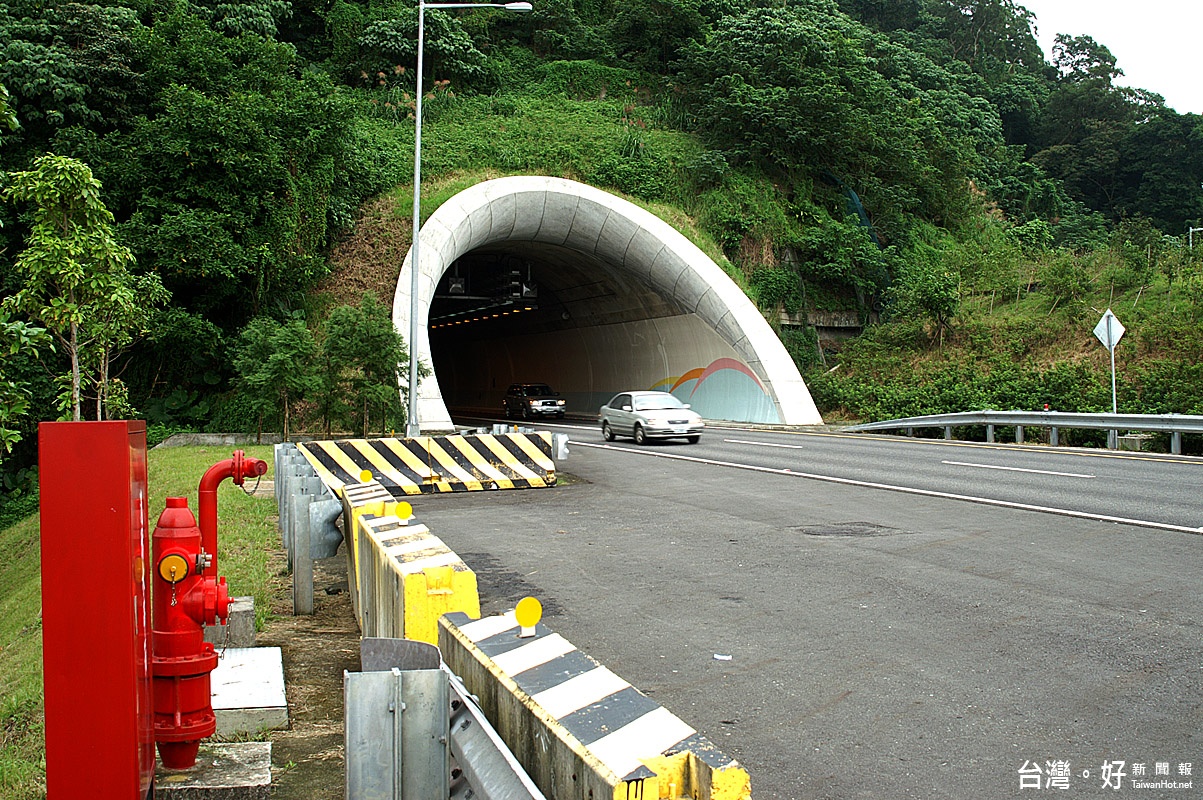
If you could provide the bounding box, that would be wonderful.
[650,357,780,424]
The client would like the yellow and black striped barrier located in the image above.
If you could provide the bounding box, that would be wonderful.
[440,610,752,800]
[298,433,556,496]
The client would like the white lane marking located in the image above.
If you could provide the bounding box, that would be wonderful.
[574,441,1202,536]
[724,438,806,449]
[942,460,1095,479]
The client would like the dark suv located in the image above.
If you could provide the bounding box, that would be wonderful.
[503,383,566,419]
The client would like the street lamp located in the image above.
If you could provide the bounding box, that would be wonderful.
[407,0,533,437]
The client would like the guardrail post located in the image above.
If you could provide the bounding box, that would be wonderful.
[290,493,314,615]
[986,424,995,443]
[1172,431,1182,455]
[1015,425,1024,444]
[345,668,449,800]
[1050,426,1059,446]
[943,426,952,440]
[1108,430,1118,449]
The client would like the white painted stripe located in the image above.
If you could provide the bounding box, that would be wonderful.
[532,666,630,720]
[575,442,1203,535]
[942,460,1095,479]
[586,706,695,779]
[395,550,463,574]
[724,438,805,449]
[381,535,448,557]
[492,634,575,676]
[461,613,518,642]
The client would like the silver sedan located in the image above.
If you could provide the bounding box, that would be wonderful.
[599,391,704,444]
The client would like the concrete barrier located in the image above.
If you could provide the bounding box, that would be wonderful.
[339,478,480,645]
[439,611,751,800]
[298,433,557,496]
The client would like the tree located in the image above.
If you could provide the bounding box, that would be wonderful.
[319,294,412,437]
[0,2,144,147]
[2,154,163,421]
[0,312,48,454]
[354,8,486,89]
[85,270,169,420]
[676,4,997,240]
[234,316,320,441]
[888,247,959,346]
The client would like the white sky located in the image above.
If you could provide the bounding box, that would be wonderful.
[1019,0,1203,115]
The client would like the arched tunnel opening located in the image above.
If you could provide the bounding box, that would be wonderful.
[396,176,821,431]
[428,241,686,418]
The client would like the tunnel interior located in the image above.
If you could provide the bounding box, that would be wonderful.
[428,241,691,417]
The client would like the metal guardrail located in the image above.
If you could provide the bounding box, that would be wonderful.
[346,638,546,800]
[844,411,1203,454]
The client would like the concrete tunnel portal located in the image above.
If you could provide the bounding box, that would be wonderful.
[393,176,823,432]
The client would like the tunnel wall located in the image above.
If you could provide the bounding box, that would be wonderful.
[395,176,823,431]
[439,313,779,422]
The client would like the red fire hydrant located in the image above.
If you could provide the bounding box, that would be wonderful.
[151,496,230,770]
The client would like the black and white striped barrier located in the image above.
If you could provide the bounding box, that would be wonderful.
[439,611,751,800]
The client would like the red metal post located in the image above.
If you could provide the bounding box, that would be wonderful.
[39,421,155,798]
[197,449,267,577]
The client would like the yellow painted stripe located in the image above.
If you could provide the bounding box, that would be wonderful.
[477,435,546,486]
[510,431,556,472]
[307,441,364,488]
[298,444,346,493]
[420,437,484,491]
[445,435,516,489]
[379,438,453,491]
[345,439,414,490]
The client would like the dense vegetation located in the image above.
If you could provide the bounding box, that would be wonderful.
[3,0,1203,500]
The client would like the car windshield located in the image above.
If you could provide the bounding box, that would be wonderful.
[634,394,685,411]
[525,385,553,396]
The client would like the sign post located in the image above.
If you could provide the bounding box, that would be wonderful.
[1093,309,1124,415]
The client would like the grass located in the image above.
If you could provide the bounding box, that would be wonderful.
[0,443,280,799]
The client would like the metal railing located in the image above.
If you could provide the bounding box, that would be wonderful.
[844,411,1203,454]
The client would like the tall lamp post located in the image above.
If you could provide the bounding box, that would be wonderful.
[407,0,532,437]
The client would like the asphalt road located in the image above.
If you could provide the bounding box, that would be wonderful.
[419,419,1203,798]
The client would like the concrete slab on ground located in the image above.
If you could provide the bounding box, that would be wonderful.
[211,646,288,736]
[155,741,271,799]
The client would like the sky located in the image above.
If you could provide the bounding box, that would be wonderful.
[1018,0,1203,115]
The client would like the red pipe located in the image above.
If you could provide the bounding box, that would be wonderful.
[197,450,267,577]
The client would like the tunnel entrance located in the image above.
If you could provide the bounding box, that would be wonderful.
[396,176,822,432]
[428,241,688,417]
